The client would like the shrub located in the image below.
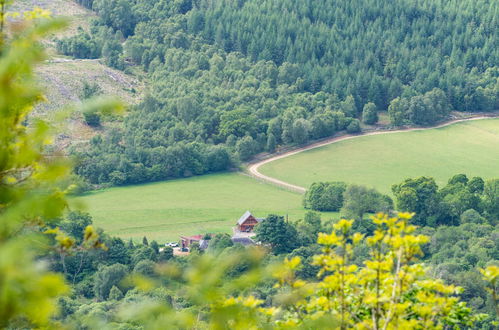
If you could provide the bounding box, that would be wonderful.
[304,182,347,211]
[108,285,124,301]
[362,102,378,125]
[83,110,101,126]
[346,118,361,133]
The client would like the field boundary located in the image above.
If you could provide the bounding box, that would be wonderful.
[247,114,499,193]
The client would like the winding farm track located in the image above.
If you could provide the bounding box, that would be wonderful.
[247,114,499,193]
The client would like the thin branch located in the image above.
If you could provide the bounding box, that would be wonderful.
[382,247,403,330]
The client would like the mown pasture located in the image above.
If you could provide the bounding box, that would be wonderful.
[73,173,323,242]
[259,118,499,194]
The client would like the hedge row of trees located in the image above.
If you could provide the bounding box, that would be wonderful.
[305,174,497,228]
[392,174,498,227]
[64,0,498,186]
[57,25,125,69]
[303,181,393,222]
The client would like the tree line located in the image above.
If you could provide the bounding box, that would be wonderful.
[305,173,497,227]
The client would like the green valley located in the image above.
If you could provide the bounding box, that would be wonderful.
[2,0,498,327]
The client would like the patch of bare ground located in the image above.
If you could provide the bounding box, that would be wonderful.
[10,1,145,151]
[35,60,144,151]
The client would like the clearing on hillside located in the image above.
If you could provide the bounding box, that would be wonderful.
[12,0,144,150]
[11,0,95,47]
[259,118,499,194]
[72,173,329,243]
[35,60,143,150]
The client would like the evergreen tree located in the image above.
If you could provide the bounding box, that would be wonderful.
[362,102,378,125]
[254,214,299,254]
[266,133,276,153]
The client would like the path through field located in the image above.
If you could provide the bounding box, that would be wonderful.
[247,115,499,193]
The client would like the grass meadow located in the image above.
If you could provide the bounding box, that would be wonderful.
[73,173,327,243]
[260,118,499,194]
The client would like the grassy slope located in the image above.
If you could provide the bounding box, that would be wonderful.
[73,173,328,243]
[11,0,143,148]
[36,61,142,115]
[11,0,95,47]
[260,119,499,194]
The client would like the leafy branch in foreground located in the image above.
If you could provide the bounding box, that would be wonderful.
[0,2,118,327]
[0,8,70,327]
[106,213,489,329]
[271,213,484,329]
[480,265,499,322]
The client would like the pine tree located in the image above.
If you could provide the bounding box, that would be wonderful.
[266,133,276,153]
[362,102,378,125]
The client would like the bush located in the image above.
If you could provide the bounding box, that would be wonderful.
[341,184,393,221]
[108,285,124,301]
[158,247,174,262]
[75,277,95,298]
[131,246,157,266]
[93,264,128,300]
[304,182,347,211]
[81,81,102,100]
[133,260,156,278]
[460,209,486,224]
[346,119,361,133]
[362,102,378,125]
[236,136,257,161]
[83,110,101,126]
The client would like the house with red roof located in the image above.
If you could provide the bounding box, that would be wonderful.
[236,211,265,233]
[180,234,203,249]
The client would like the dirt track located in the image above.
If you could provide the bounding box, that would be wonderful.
[247,115,499,193]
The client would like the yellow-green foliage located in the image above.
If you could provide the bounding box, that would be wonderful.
[104,213,486,329]
[117,249,277,329]
[271,213,482,329]
[0,3,70,327]
[0,3,113,326]
[480,265,499,320]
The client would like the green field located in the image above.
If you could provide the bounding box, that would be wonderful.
[73,173,324,243]
[260,118,499,194]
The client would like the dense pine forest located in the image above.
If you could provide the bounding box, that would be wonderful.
[63,0,499,186]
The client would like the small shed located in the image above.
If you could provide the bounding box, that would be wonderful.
[236,211,264,232]
[231,236,255,246]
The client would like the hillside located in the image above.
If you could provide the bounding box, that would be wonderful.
[60,0,498,187]
[10,0,144,150]
[11,0,92,39]
[2,1,499,328]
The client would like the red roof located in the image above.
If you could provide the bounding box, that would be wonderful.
[181,235,203,241]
